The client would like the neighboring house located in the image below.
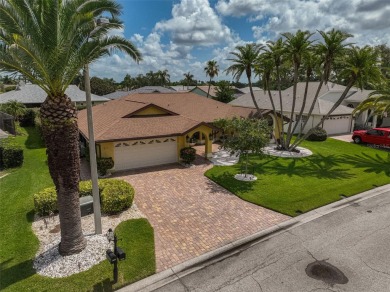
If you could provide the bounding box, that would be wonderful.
[78,92,272,172]
[239,86,262,93]
[103,86,176,100]
[0,83,109,107]
[103,90,130,100]
[190,85,245,99]
[230,82,355,135]
[168,85,195,92]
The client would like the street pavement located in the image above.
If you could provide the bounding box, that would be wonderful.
[123,185,390,292]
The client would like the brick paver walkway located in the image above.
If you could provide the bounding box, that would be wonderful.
[115,163,289,272]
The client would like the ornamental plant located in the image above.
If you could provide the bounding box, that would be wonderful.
[180,147,196,164]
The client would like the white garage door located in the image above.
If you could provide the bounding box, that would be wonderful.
[323,116,351,135]
[114,137,178,171]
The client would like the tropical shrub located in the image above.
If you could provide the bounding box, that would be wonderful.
[0,138,23,168]
[100,180,134,214]
[97,157,114,176]
[306,127,328,141]
[34,179,134,216]
[33,187,57,216]
[180,147,196,164]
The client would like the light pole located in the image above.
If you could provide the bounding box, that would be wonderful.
[84,63,102,234]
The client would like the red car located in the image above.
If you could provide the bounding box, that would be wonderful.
[352,127,390,146]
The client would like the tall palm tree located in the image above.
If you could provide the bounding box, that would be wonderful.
[204,60,219,98]
[282,30,314,147]
[226,43,264,116]
[0,0,141,255]
[292,46,382,148]
[183,72,194,89]
[157,69,170,86]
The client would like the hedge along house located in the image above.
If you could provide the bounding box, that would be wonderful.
[78,92,264,172]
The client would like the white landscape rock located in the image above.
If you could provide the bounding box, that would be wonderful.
[32,203,145,278]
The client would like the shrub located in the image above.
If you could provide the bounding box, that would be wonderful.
[97,157,114,176]
[0,138,23,168]
[34,179,134,216]
[19,109,36,127]
[100,180,134,214]
[33,187,57,216]
[79,180,93,197]
[180,147,196,164]
[306,127,327,141]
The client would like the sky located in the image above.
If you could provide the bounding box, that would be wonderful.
[90,0,390,83]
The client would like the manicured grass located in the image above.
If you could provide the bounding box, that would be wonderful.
[0,127,155,291]
[205,138,390,217]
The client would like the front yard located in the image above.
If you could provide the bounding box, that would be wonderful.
[205,138,390,217]
[0,127,155,292]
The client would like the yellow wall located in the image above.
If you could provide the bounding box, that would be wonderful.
[134,106,168,116]
[99,142,114,159]
[178,125,213,157]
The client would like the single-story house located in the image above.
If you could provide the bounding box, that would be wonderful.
[78,92,277,172]
[230,82,355,135]
[0,83,109,107]
[168,85,195,92]
[190,85,246,99]
[103,86,176,100]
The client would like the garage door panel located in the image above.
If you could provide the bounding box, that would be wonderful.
[323,116,351,135]
[114,137,177,171]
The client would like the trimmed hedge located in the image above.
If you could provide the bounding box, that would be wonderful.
[33,179,135,216]
[0,138,24,169]
[180,147,196,164]
[306,127,328,142]
[101,180,134,214]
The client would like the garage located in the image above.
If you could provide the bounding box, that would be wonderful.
[114,137,178,171]
[322,115,352,135]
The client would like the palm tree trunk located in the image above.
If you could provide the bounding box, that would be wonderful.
[275,65,286,149]
[247,76,263,118]
[291,79,355,148]
[40,95,86,256]
[285,63,299,147]
[207,77,212,98]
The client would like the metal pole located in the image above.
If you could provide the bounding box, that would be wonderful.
[84,64,102,234]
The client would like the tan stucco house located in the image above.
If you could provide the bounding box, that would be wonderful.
[78,92,267,172]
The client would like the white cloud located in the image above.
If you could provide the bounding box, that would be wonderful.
[155,0,232,46]
[216,0,390,45]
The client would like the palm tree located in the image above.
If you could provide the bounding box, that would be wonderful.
[157,69,170,86]
[292,46,382,148]
[282,30,314,147]
[226,43,264,116]
[0,100,26,121]
[214,80,234,103]
[0,0,141,255]
[204,60,219,98]
[183,72,194,89]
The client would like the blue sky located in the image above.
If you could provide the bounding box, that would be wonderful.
[90,0,390,83]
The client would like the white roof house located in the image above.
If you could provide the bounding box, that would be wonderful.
[230,82,356,135]
[0,84,109,106]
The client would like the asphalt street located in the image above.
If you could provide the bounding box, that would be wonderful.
[144,190,390,292]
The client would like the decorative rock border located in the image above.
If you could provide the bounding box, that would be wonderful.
[32,204,145,278]
[264,145,313,158]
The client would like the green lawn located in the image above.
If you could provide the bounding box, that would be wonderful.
[0,127,155,291]
[205,138,390,217]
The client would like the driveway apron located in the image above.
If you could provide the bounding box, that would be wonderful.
[116,163,289,272]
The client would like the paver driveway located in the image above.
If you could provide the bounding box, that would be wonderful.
[115,161,289,272]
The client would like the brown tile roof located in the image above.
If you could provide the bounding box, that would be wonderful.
[78,92,258,142]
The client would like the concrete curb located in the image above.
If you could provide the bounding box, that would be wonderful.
[118,184,390,292]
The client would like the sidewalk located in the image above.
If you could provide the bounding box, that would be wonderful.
[119,183,390,292]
